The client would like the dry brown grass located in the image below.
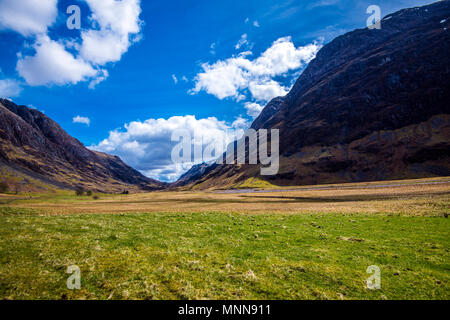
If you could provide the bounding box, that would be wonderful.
[6,177,449,216]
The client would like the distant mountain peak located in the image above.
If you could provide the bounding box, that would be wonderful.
[0,98,166,193]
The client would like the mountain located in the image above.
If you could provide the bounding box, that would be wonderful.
[171,162,217,188]
[0,98,166,193]
[178,1,450,189]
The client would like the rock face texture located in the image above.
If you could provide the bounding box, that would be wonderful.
[178,1,450,189]
[0,99,165,192]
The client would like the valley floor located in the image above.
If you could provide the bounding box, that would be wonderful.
[0,177,449,299]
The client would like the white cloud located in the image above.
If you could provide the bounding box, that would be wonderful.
[191,59,248,99]
[4,0,142,88]
[235,33,249,50]
[244,18,260,28]
[0,0,58,36]
[91,115,247,182]
[73,116,91,126]
[88,69,109,89]
[231,116,250,131]
[248,79,288,102]
[84,0,142,36]
[244,102,264,119]
[80,30,131,65]
[79,0,142,65]
[172,74,188,85]
[191,36,321,103]
[0,78,22,98]
[250,37,320,76]
[16,35,99,86]
[210,42,216,55]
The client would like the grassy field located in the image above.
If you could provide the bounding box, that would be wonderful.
[0,177,449,300]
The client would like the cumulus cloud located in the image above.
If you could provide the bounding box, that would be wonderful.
[0,0,58,36]
[79,30,130,65]
[244,102,264,119]
[3,0,143,88]
[191,59,247,99]
[90,115,248,182]
[80,0,142,65]
[17,36,99,86]
[191,36,321,103]
[0,78,22,98]
[248,79,288,102]
[73,115,91,126]
[251,37,320,76]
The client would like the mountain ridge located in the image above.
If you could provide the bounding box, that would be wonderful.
[177,0,450,189]
[0,98,166,193]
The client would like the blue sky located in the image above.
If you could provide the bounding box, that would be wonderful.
[0,0,438,181]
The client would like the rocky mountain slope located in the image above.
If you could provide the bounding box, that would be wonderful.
[0,99,165,193]
[179,1,450,189]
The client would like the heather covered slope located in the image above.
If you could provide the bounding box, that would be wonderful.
[180,1,450,189]
[0,99,165,193]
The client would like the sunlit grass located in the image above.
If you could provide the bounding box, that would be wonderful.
[0,207,448,300]
[1,178,448,300]
[234,177,278,189]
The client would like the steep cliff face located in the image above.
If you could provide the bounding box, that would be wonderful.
[178,1,450,189]
[0,99,166,192]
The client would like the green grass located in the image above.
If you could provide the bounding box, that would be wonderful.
[234,177,278,189]
[0,207,448,300]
